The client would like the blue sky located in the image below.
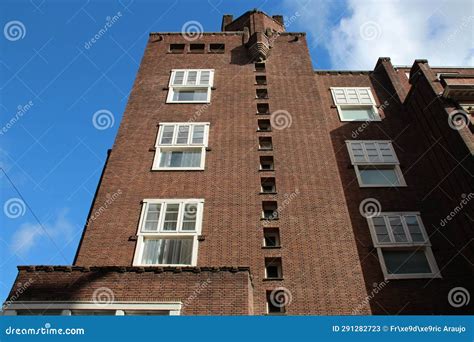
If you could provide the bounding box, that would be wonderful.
[0,0,472,304]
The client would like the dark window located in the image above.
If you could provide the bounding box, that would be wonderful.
[260,156,274,170]
[265,258,282,279]
[256,75,267,85]
[189,44,205,53]
[262,201,278,220]
[256,89,269,99]
[261,177,276,193]
[255,62,266,72]
[263,228,280,247]
[257,103,270,114]
[169,44,185,53]
[257,119,271,132]
[258,137,273,150]
[266,290,286,314]
[209,43,225,53]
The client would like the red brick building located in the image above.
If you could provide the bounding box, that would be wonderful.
[3,10,473,315]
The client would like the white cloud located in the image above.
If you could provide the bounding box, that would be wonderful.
[10,209,75,256]
[283,0,474,69]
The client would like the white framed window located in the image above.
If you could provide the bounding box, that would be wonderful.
[153,122,210,170]
[133,199,204,266]
[167,69,214,103]
[366,212,441,280]
[330,87,381,121]
[346,140,406,187]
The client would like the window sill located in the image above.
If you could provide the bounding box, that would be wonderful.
[383,273,442,280]
[263,278,284,281]
[256,112,271,115]
[152,168,205,171]
[188,51,205,54]
[257,130,272,133]
[259,169,275,172]
[260,192,277,195]
[208,51,225,54]
[265,313,286,316]
[258,148,273,152]
[261,218,279,221]
[359,184,408,188]
[255,83,268,86]
[166,101,211,104]
[256,97,270,100]
[339,118,382,122]
[262,246,281,249]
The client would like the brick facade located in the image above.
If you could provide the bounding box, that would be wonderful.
[4,9,473,315]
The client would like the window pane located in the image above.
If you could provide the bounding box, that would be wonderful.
[365,143,379,162]
[173,71,185,85]
[176,125,190,144]
[182,203,197,231]
[199,71,210,85]
[173,90,208,102]
[186,71,197,85]
[333,89,347,104]
[160,126,175,144]
[340,107,374,120]
[372,217,390,243]
[406,216,425,242]
[357,89,373,104]
[346,89,359,103]
[143,203,161,232]
[192,125,205,144]
[378,143,396,163]
[159,150,202,168]
[388,216,408,242]
[141,238,193,265]
[359,166,400,186]
[382,250,432,274]
[162,204,179,231]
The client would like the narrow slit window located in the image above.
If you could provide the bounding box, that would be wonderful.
[257,103,270,114]
[260,156,274,170]
[257,119,272,132]
[209,43,225,53]
[263,228,280,247]
[262,201,278,220]
[255,62,266,72]
[266,290,286,314]
[256,75,267,85]
[265,258,282,279]
[169,44,185,53]
[189,43,205,53]
[261,178,276,193]
[256,89,269,99]
[258,137,273,150]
